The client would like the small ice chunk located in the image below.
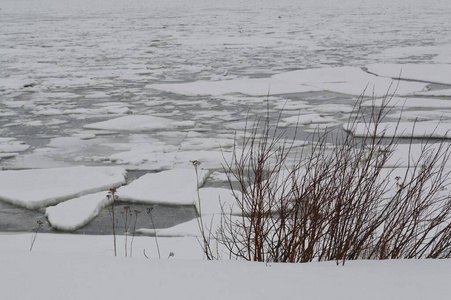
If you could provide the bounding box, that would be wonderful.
[46,192,111,231]
[0,138,30,153]
[0,166,126,210]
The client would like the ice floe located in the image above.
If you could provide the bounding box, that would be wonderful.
[282,113,336,126]
[346,121,451,139]
[386,143,451,168]
[0,166,126,210]
[46,192,111,231]
[416,89,451,97]
[366,63,451,85]
[194,187,240,215]
[375,44,451,64]
[0,138,30,153]
[386,111,451,122]
[84,115,195,132]
[148,67,428,98]
[118,169,209,205]
[148,78,321,97]
[362,97,451,108]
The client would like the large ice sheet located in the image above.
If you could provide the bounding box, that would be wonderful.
[148,78,321,96]
[46,192,111,231]
[194,187,240,215]
[84,115,195,132]
[362,97,451,108]
[148,67,428,97]
[346,121,451,139]
[273,67,428,97]
[386,143,451,168]
[375,44,451,64]
[366,63,451,85]
[0,166,126,210]
[118,169,209,205]
[416,89,451,97]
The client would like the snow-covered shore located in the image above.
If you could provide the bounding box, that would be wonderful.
[0,233,449,300]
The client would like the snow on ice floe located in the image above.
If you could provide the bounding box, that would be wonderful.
[281,113,336,126]
[137,187,241,237]
[346,121,451,139]
[147,67,428,97]
[137,218,206,237]
[416,89,451,97]
[0,137,30,154]
[0,166,126,210]
[366,63,451,85]
[0,76,36,90]
[46,192,111,231]
[137,214,241,238]
[362,97,451,109]
[148,78,321,97]
[375,44,451,64]
[386,111,451,122]
[193,187,240,215]
[386,143,451,168]
[118,169,209,206]
[83,115,195,132]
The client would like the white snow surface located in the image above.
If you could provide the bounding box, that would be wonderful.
[366,63,451,85]
[46,192,112,231]
[0,166,126,209]
[0,233,450,300]
[118,169,210,205]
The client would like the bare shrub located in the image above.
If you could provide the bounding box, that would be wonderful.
[219,96,451,264]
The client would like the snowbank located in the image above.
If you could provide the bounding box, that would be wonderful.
[0,166,126,210]
[0,234,449,300]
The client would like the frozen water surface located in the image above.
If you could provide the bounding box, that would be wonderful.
[1,0,451,233]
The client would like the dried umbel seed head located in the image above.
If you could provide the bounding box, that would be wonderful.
[190,160,201,167]
[37,220,43,225]
[123,206,131,211]
[146,207,154,214]
[134,210,141,215]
